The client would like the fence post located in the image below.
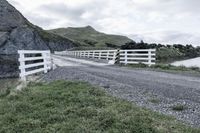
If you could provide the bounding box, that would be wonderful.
[115,49,120,64]
[83,51,86,57]
[148,50,152,66]
[106,51,109,60]
[92,51,95,58]
[18,51,26,81]
[43,53,48,73]
[99,51,102,59]
[125,50,128,65]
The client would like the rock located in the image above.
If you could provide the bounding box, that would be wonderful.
[0,0,77,78]
[0,0,27,31]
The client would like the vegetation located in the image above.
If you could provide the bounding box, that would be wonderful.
[0,80,199,132]
[121,63,200,74]
[121,41,200,63]
[148,98,160,104]
[171,105,188,112]
[0,78,18,97]
[48,26,132,48]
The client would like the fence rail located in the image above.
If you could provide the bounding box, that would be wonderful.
[55,49,156,66]
[18,50,52,81]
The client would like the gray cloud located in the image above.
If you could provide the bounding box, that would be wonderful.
[7,0,200,46]
[38,3,84,20]
[130,31,200,46]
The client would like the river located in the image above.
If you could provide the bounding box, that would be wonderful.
[172,57,200,67]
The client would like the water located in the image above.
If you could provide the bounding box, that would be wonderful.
[172,57,200,68]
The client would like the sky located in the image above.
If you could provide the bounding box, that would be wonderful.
[8,0,200,46]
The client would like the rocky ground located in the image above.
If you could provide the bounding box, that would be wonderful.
[43,55,200,127]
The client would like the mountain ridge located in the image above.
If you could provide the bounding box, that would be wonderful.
[48,26,133,48]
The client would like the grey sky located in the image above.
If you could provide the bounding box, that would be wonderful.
[8,0,200,46]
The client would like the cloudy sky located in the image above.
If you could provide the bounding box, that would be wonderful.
[8,0,200,46]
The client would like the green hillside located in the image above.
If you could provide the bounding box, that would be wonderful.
[48,26,132,48]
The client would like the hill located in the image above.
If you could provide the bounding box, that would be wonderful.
[48,26,133,48]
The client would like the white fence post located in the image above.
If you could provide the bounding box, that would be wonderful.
[18,52,26,81]
[124,51,128,65]
[43,53,48,73]
[148,49,152,66]
[106,51,109,60]
[99,51,102,59]
[92,51,95,58]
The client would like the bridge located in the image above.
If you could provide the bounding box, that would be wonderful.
[17,49,200,127]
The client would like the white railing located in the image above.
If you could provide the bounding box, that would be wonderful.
[120,49,156,66]
[18,50,52,81]
[55,49,156,66]
[55,50,118,61]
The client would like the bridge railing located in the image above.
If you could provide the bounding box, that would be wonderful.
[18,50,52,81]
[120,49,156,66]
[55,49,156,66]
[55,50,118,60]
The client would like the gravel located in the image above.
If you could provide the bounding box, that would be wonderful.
[43,55,200,127]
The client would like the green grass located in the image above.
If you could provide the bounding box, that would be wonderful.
[171,105,188,112]
[0,81,199,133]
[148,98,160,104]
[123,63,200,74]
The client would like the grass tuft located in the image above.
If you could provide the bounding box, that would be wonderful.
[171,104,188,112]
[148,98,160,104]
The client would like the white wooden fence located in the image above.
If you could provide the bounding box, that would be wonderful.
[55,49,156,66]
[120,49,156,65]
[55,50,118,60]
[18,50,52,81]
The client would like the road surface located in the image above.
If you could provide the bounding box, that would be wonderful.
[43,55,200,127]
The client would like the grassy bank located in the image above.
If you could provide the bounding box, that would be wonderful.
[122,63,200,74]
[0,81,199,132]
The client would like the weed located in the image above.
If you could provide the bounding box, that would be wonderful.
[148,98,160,104]
[171,104,188,112]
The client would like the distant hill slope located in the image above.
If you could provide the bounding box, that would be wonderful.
[48,26,133,48]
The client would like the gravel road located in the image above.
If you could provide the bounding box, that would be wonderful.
[43,55,200,127]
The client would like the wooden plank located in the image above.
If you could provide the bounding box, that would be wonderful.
[120,49,156,52]
[19,62,45,69]
[24,68,45,76]
[18,50,50,54]
[19,57,44,61]
[120,57,156,60]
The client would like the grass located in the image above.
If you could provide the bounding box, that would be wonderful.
[148,98,160,104]
[0,80,199,133]
[123,63,200,74]
[171,105,188,112]
[0,78,19,98]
